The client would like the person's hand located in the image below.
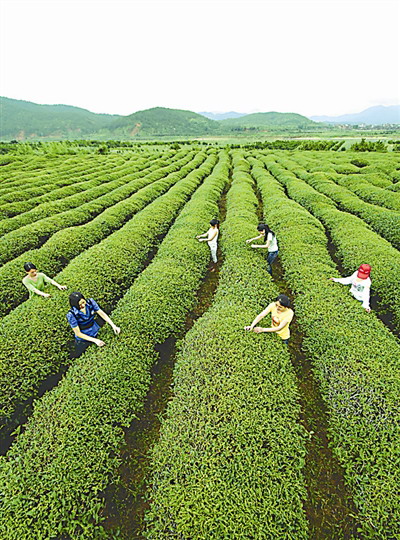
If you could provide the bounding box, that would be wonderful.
[244,325,253,331]
[95,339,105,347]
[58,285,68,290]
[112,325,121,335]
[245,239,252,244]
[195,235,200,239]
[253,327,265,333]
[329,277,335,281]
[365,307,371,313]
[43,293,51,298]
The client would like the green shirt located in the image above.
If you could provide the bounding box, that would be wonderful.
[22,272,52,297]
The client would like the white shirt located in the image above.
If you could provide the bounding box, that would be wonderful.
[266,232,278,252]
[207,227,219,248]
[333,272,371,310]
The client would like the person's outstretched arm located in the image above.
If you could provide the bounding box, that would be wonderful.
[71,326,105,347]
[252,232,271,249]
[329,273,354,285]
[97,309,121,335]
[246,233,263,244]
[256,311,293,333]
[244,303,273,331]
[48,277,67,290]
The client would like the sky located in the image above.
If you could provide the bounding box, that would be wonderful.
[0,0,399,118]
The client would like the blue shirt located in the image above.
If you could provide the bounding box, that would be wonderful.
[66,298,101,342]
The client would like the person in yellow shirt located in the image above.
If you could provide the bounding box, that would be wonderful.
[244,294,294,344]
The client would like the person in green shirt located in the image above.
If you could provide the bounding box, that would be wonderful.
[22,262,67,298]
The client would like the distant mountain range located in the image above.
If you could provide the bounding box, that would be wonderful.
[0,97,120,138]
[1,97,398,140]
[199,111,247,121]
[108,106,219,137]
[219,112,316,128]
[310,105,400,125]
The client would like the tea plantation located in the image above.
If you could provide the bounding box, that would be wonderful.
[0,142,399,539]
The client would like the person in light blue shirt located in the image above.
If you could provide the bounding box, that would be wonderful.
[66,291,121,357]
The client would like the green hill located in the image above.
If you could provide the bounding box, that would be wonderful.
[1,97,322,140]
[0,97,121,139]
[220,111,317,130]
[108,107,220,137]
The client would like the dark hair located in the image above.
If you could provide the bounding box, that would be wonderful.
[276,294,291,308]
[257,223,275,242]
[210,219,220,228]
[69,291,86,310]
[24,262,37,272]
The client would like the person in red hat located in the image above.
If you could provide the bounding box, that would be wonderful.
[329,264,372,312]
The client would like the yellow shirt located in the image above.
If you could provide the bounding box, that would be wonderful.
[269,303,293,340]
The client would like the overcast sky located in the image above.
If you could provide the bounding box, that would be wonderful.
[1,0,399,117]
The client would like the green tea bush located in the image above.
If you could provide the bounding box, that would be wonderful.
[0,155,151,218]
[279,155,400,249]
[145,151,308,539]
[329,173,400,211]
[0,154,209,318]
[0,161,152,235]
[0,148,170,207]
[0,152,229,540]
[0,155,108,205]
[291,152,400,211]
[250,154,400,537]
[0,152,215,425]
[0,152,199,265]
[261,156,400,331]
[326,155,396,187]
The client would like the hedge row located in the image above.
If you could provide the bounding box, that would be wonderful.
[286,151,399,187]
[0,154,115,204]
[291,152,400,211]
[0,158,156,234]
[0,151,172,218]
[387,182,400,192]
[312,154,395,186]
[0,153,210,319]
[261,155,400,332]
[0,154,89,188]
[330,173,400,211]
[249,154,400,538]
[0,149,183,225]
[144,152,308,539]
[0,148,166,194]
[0,149,168,206]
[0,151,216,426]
[0,151,199,266]
[0,153,154,218]
[0,151,230,540]
[329,152,400,182]
[277,153,400,249]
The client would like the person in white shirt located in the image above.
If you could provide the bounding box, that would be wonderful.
[329,264,372,312]
[246,223,279,275]
[196,219,219,271]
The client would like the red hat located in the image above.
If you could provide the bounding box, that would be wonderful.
[357,264,371,279]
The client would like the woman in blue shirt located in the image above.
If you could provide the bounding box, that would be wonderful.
[67,291,121,357]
